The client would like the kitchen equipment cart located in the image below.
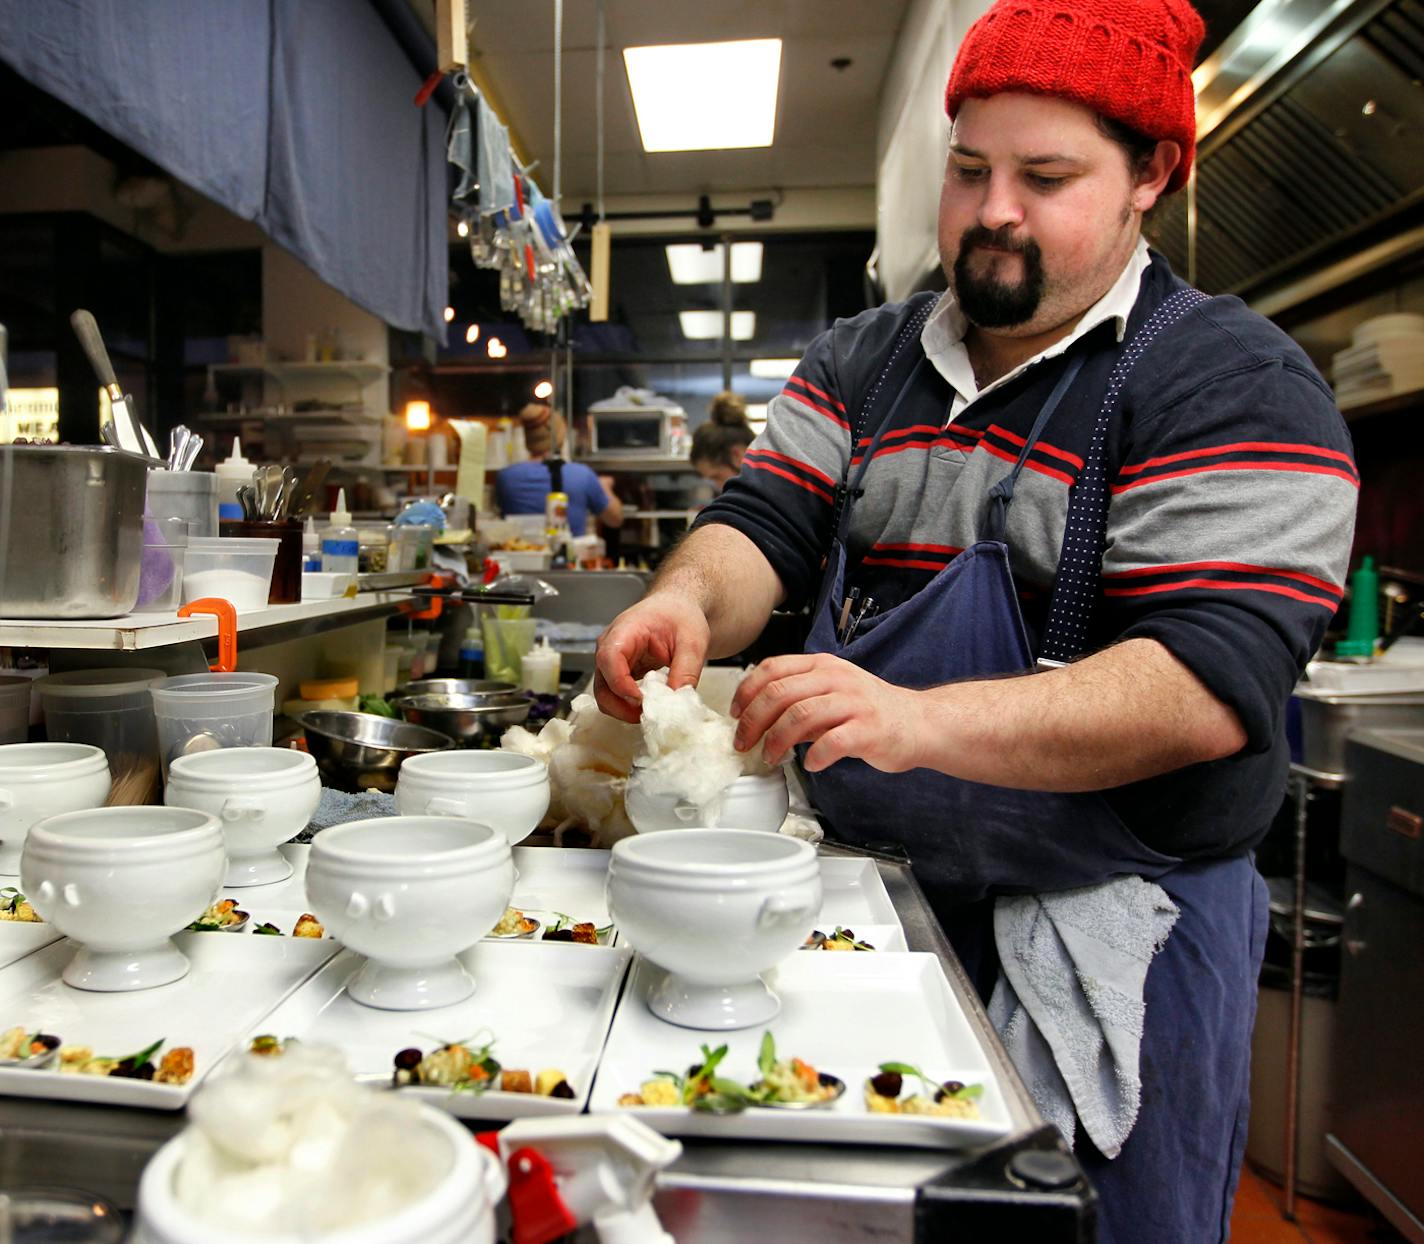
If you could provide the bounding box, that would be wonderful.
[0,845,1095,1243]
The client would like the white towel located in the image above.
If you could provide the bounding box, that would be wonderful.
[987,876,1179,1158]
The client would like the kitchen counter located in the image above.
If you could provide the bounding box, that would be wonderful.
[0,846,1094,1242]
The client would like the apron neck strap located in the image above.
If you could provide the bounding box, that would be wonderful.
[1038,287,1212,665]
[981,353,1087,544]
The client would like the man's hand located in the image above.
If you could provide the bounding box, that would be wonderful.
[731,653,926,772]
[594,593,711,722]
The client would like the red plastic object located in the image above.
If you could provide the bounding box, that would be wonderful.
[401,573,449,621]
[482,558,500,585]
[178,598,238,671]
[504,1145,578,1244]
[414,69,444,107]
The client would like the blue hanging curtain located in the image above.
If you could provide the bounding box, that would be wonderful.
[0,0,449,341]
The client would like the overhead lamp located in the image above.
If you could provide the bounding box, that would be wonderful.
[465,324,480,344]
[487,336,508,359]
[623,39,781,152]
[456,218,470,238]
[666,242,763,285]
[533,379,554,400]
[749,357,798,379]
[679,310,756,341]
[443,306,455,323]
[404,400,432,431]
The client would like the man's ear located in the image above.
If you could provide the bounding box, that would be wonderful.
[1133,140,1181,213]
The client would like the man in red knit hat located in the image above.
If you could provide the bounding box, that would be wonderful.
[597,0,1357,1238]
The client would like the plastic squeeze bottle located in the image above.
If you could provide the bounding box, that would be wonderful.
[459,624,485,678]
[214,437,254,520]
[321,489,360,574]
[520,636,561,694]
[1336,554,1380,658]
[302,516,321,572]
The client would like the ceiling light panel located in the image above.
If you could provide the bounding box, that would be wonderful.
[749,357,799,379]
[679,311,756,341]
[624,40,781,152]
[666,243,764,285]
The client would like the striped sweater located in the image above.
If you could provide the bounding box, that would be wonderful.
[696,252,1358,860]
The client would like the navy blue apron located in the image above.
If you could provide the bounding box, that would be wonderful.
[801,289,1267,1243]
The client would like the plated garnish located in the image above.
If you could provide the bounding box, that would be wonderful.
[0,1026,61,1066]
[57,1037,195,1085]
[803,926,875,952]
[865,1061,983,1118]
[541,912,611,945]
[490,906,540,938]
[252,922,282,936]
[0,888,41,923]
[748,1031,844,1106]
[617,1033,840,1113]
[390,1035,574,1098]
[188,899,249,933]
[292,913,325,938]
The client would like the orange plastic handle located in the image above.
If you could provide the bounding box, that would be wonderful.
[402,573,449,621]
[178,597,239,671]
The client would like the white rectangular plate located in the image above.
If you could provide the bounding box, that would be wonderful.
[0,922,61,968]
[817,857,903,933]
[220,845,617,943]
[0,933,339,1109]
[588,952,1011,1149]
[238,940,631,1120]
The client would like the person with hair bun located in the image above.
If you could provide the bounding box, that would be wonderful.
[690,391,756,490]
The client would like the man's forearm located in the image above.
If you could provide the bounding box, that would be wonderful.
[651,524,785,658]
[914,637,1248,790]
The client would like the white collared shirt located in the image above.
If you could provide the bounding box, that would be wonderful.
[921,237,1151,423]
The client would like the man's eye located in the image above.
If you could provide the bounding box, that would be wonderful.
[1028,174,1067,191]
[953,165,988,181]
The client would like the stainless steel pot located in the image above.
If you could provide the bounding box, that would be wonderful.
[0,445,149,617]
[392,692,532,748]
[1294,687,1424,774]
[299,710,453,792]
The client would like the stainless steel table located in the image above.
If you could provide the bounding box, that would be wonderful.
[0,846,1095,1243]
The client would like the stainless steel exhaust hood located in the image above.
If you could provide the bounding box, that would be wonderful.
[1154,0,1424,308]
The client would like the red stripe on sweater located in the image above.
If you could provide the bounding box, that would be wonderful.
[781,387,850,430]
[786,375,846,413]
[1104,577,1340,608]
[1111,460,1361,493]
[862,555,954,571]
[980,441,1076,486]
[743,448,836,488]
[1102,560,1344,597]
[1118,440,1358,477]
[742,458,834,503]
[986,424,1085,469]
[872,541,963,555]
[855,423,942,449]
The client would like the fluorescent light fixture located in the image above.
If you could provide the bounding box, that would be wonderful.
[624,39,781,152]
[749,357,798,379]
[679,311,756,341]
[404,400,432,431]
[746,403,768,431]
[666,242,763,285]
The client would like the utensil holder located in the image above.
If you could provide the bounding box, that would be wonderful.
[224,519,302,604]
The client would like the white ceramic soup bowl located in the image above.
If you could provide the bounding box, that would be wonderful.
[625,770,789,834]
[607,828,822,1030]
[165,747,320,886]
[0,742,112,874]
[136,1100,506,1244]
[305,817,513,1011]
[394,751,549,846]
[20,806,226,991]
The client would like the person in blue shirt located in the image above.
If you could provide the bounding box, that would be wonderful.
[495,403,623,537]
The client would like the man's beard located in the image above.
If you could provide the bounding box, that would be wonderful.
[952,226,1046,328]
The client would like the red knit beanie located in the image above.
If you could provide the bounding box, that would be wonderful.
[944,0,1205,192]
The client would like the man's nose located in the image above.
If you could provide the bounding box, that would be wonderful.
[978,173,1026,232]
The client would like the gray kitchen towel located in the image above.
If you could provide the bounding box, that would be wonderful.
[987,876,1179,1158]
[297,787,397,842]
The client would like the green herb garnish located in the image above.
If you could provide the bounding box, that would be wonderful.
[878,1061,983,1101]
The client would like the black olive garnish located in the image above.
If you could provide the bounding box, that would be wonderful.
[935,1080,965,1102]
[549,1080,576,1099]
[869,1071,902,1098]
[393,1047,423,1071]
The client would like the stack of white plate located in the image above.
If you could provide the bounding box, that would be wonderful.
[1332,312,1424,409]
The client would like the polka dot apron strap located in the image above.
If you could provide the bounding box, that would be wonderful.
[1037,287,1211,668]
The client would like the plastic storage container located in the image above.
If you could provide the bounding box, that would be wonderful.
[146,469,218,539]
[36,668,166,781]
[182,537,279,611]
[151,671,279,776]
[0,675,31,744]
[135,516,189,613]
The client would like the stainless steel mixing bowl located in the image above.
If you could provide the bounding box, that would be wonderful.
[394,679,517,699]
[299,710,454,792]
[391,692,532,748]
